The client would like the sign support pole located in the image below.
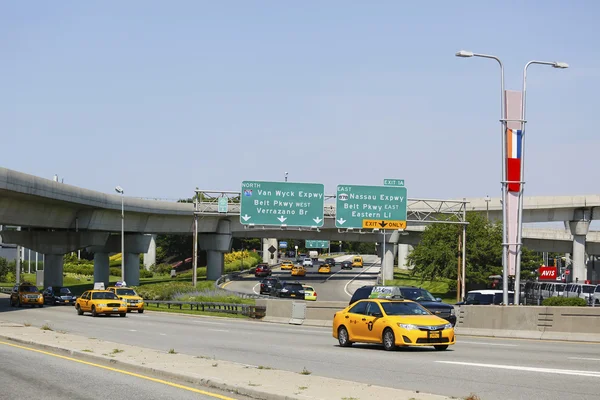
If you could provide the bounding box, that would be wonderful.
[193,199,198,288]
[382,230,386,286]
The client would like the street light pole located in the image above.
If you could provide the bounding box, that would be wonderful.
[115,186,125,282]
[455,50,508,305]
[485,195,491,221]
[513,60,569,305]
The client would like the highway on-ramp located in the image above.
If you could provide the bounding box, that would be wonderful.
[1,297,599,400]
[224,255,381,301]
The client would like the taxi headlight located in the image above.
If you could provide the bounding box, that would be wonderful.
[98,303,107,307]
[398,323,419,330]
[122,303,127,307]
[443,323,453,330]
[38,294,43,299]
[450,307,456,316]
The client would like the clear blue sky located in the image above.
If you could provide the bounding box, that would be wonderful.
[2,1,599,202]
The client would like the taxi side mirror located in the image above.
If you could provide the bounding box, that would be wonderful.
[372,312,383,318]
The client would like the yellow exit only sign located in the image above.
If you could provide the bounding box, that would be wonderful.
[362,220,407,229]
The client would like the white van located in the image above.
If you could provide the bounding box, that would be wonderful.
[563,283,595,303]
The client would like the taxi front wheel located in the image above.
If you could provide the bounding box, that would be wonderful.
[383,328,396,351]
[338,326,352,347]
[138,309,144,313]
[434,345,448,351]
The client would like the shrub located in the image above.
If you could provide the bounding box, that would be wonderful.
[542,297,588,307]
[0,257,10,282]
[151,263,174,275]
[139,269,154,278]
[110,267,122,277]
[63,263,94,276]
[4,271,16,284]
[133,282,205,300]
[173,288,251,304]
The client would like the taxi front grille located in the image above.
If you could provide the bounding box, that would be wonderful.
[417,325,447,331]
[25,294,39,299]
[416,337,449,344]
[107,303,121,307]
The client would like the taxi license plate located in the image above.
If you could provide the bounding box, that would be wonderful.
[112,308,119,311]
[429,331,441,339]
[290,294,296,297]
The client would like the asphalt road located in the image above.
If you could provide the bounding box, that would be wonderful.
[226,255,381,301]
[0,338,249,400]
[1,298,599,400]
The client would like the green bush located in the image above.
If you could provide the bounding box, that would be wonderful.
[4,271,16,284]
[109,267,122,277]
[151,263,174,275]
[0,257,10,282]
[133,281,210,300]
[139,269,154,278]
[63,263,94,276]
[542,297,588,307]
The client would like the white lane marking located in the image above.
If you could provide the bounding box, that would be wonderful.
[207,329,230,333]
[436,361,600,378]
[253,283,260,295]
[192,320,226,325]
[159,333,167,336]
[459,341,518,347]
[569,357,600,361]
[343,262,379,297]
[129,329,137,332]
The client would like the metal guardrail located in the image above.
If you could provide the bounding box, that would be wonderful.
[143,300,265,318]
[0,287,12,294]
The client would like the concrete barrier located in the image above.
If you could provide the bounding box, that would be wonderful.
[263,299,600,342]
[455,305,600,342]
[262,299,345,326]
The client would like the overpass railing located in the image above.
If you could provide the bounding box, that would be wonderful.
[0,287,11,294]
[143,300,265,318]
[193,190,468,225]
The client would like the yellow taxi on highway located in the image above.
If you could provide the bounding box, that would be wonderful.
[280,261,294,270]
[291,265,306,277]
[75,290,128,317]
[351,256,363,268]
[303,285,317,301]
[10,282,44,308]
[318,263,331,274]
[332,291,455,351]
[107,285,145,313]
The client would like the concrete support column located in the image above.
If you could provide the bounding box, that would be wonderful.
[124,253,140,286]
[262,238,278,265]
[397,244,413,270]
[43,254,64,288]
[93,252,110,288]
[206,251,224,280]
[199,220,232,281]
[143,234,157,270]
[569,210,591,283]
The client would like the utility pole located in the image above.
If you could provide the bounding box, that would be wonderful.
[457,232,462,302]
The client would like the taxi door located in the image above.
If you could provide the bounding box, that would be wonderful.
[353,302,385,343]
[81,292,91,311]
[344,301,368,341]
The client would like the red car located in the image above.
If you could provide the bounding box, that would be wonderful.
[254,264,272,277]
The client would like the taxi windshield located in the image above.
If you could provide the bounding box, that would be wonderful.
[20,285,39,292]
[116,289,137,296]
[399,288,436,302]
[381,302,430,316]
[91,292,118,300]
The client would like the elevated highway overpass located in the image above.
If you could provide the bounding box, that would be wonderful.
[1,166,599,286]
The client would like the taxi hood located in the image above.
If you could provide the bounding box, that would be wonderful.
[395,314,451,326]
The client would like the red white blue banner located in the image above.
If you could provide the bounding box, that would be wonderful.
[506,128,522,192]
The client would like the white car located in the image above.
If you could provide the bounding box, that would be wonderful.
[302,258,313,267]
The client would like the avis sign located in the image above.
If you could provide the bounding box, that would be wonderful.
[240,181,325,227]
[538,266,557,280]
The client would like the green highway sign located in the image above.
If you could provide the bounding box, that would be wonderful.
[306,240,330,249]
[240,181,325,227]
[335,184,407,229]
[384,179,404,187]
[218,197,228,213]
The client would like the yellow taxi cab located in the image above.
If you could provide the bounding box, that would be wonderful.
[107,285,145,313]
[318,263,331,274]
[10,282,44,308]
[75,290,128,317]
[280,261,294,270]
[291,265,306,276]
[303,285,317,301]
[351,256,363,268]
[332,290,455,351]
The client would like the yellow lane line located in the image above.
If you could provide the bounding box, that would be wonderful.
[220,281,233,288]
[0,340,236,400]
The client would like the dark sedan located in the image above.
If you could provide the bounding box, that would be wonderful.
[325,258,336,266]
[341,261,352,270]
[43,286,77,305]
